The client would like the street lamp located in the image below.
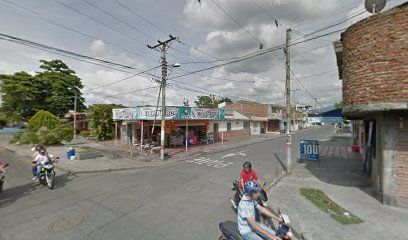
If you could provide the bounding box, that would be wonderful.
[67,87,78,140]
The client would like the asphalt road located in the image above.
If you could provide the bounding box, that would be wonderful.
[0,125,335,240]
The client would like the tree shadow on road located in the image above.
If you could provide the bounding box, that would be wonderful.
[0,173,75,208]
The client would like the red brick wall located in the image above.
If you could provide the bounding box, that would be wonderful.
[394,114,408,202]
[341,3,408,106]
[226,101,267,117]
[213,129,248,142]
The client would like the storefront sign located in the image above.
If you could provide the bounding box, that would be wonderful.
[113,108,138,120]
[139,107,178,120]
[191,108,222,119]
[112,106,225,120]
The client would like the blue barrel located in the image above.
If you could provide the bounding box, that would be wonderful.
[67,149,76,160]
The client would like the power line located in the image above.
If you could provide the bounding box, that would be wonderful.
[0,33,160,84]
[87,65,161,92]
[208,0,264,47]
[81,0,155,40]
[167,27,348,81]
[55,0,150,47]
[249,0,279,27]
[88,86,158,100]
[290,68,323,107]
[2,0,157,62]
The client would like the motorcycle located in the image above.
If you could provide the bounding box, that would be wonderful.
[229,180,274,229]
[0,163,10,192]
[37,157,58,189]
[218,210,293,240]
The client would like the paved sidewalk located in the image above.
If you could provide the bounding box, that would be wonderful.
[0,130,287,174]
[268,137,408,240]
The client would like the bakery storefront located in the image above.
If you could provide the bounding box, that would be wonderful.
[113,106,225,148]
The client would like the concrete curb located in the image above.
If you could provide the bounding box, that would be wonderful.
[3,144,189,174]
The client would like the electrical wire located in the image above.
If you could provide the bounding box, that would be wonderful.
[209,0,263,47]
[2,0,157,62]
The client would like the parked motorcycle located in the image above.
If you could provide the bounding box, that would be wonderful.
[229,180,274,229]
[0,163,9,192]
[218,211,293,240]
[37,157,58,189]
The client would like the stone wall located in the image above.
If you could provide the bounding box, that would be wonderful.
[341,3,408,111]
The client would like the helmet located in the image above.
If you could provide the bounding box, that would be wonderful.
[244,181,261,197]
[38,146,47,154]
[243,161,252,169]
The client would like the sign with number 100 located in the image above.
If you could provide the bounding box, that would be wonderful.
[300,140,319,161]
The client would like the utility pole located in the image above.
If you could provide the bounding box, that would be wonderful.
[148,35,177,160]
[73,93,77,139]
[291,88,301,131]
[312,97,319,113]
[284,28,292,173]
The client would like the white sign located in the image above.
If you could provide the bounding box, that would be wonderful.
[191,108,220,119]
[139,107,178,120]
[113,108,137,120]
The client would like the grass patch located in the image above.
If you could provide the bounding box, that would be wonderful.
[77,149,97,154]
[300,188,363,225]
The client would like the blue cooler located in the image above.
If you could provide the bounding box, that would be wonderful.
[67,148,76,160]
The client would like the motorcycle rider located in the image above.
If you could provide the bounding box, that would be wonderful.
[32,146,53,181]
[240,161,264,194]
[238,181,282,240]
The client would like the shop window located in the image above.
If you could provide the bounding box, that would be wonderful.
[213,123,219,132]
[227,122,232,132]
[244,122,250,129]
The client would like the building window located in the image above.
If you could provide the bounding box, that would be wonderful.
[227,122,232,132]
[244,122,250,129]
[213,123,219,132]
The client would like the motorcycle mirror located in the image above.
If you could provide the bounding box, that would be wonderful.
[56,157,60,159]
[3,163,9,168]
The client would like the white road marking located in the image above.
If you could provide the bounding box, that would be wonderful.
[220,153,236,158]
[185,157,234,168]
[220,149,249,158]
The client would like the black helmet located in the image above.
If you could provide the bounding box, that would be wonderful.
[38,146,47,153]
[243,161,252,169]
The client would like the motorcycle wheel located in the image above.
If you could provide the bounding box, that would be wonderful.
[0,181,3,192]
[46,174,55,189]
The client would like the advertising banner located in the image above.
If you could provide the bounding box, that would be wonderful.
[139,107,178,120]
[113,107,225,120]
[112,108,138,120]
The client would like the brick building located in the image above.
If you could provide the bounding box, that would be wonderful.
[224,101,269,134]
[335,3,408,207]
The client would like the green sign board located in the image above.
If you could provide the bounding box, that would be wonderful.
[113,106,225,121]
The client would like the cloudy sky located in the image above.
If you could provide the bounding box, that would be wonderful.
[0,0,404,108]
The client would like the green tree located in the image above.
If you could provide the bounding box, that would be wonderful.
[194,95,232,108]
[36,59,85,118]
[0,71,43,121]
[14,110,73,145]
[335,101,344,109]
[0,59,85,120]
[88,104,124,141]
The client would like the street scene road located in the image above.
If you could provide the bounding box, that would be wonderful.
[1,126,333,240]
[1,0,407,240]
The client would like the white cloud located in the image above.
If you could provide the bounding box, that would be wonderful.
[90,40,106,55]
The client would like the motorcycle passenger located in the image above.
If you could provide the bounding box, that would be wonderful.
[240,161,264,194]
[0,160,6,174]
[238,181,282,240]
[32,147,53,181]
[31,145,43,178]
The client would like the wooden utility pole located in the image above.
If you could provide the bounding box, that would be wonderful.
[148,35,177,160]
[285,28,292,173]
